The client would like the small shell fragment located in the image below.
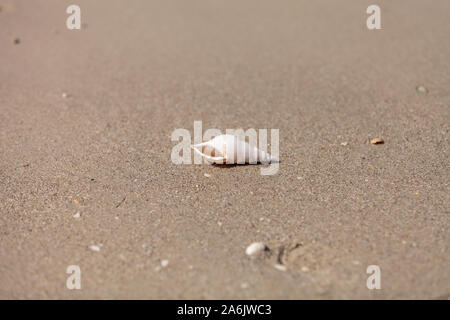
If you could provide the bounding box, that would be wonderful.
[89,245,101,252]
[370,138,384,145]
[246,242,267,256]
[274,264,287,272]
[416,85,428,94]
[161,259,169,267]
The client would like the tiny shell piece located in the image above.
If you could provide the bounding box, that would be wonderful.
[370,138,384,145]
[89,245,100,252]
[416,85,428,94]
[246,242,267,256]
[161,260,169,267]
[274,264,287,272]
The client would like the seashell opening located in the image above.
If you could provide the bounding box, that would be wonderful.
[201,145,220,158]
[191,140,226,164]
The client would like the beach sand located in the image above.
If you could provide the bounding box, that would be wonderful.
[0,0,449,299]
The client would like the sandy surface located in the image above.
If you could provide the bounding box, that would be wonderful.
[0,0,449,299]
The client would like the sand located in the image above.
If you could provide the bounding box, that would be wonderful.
[0,0,449,299]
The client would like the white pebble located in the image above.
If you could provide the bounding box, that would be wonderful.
[245,242,267,256]
[73,212,81,218]
[204,173,211,178]
[89,245,101,252]
[161,259,169,267]
[416,85,428,94]
[274,264,287,272]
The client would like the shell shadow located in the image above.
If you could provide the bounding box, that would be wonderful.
[211,160,280,168]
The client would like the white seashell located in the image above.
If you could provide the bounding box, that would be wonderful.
[245,242,267,256]
[191,134,277,164]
